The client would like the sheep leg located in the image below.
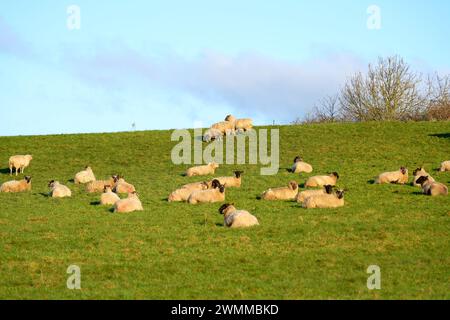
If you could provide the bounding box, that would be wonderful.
[21,167,24,175]
[9,165,12,175]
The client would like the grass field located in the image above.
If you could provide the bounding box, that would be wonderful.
[0,121,449,300]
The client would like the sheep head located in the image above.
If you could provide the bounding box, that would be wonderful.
[48,180,55,188]
[415,175,429,185]
[400,167,408,175]
[289,181,298,191]
[294,156,302,163]
[324,185,333,194]
[234,171,244,178]
[25,176,32,183]
[219,203,235,215]
[331,172,340,179]
[335,190,345,199]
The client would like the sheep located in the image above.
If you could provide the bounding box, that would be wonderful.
[86,175,118,193]
[224,115,253,132]
[74,166,96,184]
[168,181,210,202]
[375,167,408,185]
[112,176,136,194]
[186,162,219,177]
[48,180,71,198]
[305,172,339,188]
[210,121,235,136]
[440,161,450,172]
[291,156,313,174]
[101,185,121,205]
[261,181,299,201]
[211,171,244,188]
[187,179,225,204]
[302,189,345,209]
[415,176,448,196]
[296,185,333,203]
[412,168,434,187]
[113,192,143,213]
[0,176,32,193]
[203,128,223,142]
[9,155,33,176]
[219,203,259,228]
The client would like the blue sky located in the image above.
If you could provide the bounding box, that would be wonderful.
[1,0,449,136]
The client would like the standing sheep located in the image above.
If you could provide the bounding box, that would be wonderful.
[186,162,219,177]
[187,180,226,204]
[219,203,259,228]
[375,167,408,185]
[302,189,345,209]
[101,185,121,205]
[412,168,434,187]
[112,176,136,194]
[168,181,210,202]
[48,180,72,198]
[291,156,313,174]
[113,192,143,213]
[211,171,244,188]
[9,155,33,176]
[0,176,32,193]
[261,181,299,201]
[415,176,448,196]
[440,161,450,172]
[296,185,333,203]
[74,166,96,184]
[305,172,339,188]
[224,115,253,132]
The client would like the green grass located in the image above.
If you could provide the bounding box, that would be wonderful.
[0,121,449,300]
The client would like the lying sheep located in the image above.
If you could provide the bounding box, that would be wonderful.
[302,189,345,209]
[0,176,32,193]
[86,175,118,193]
[415,176,448,196]
[440,161,450,172]
[188,179,225,204]
[291,156,313,174]
[112,176,136,194]
[261,181,299,201]
[168,181,210,202]
[203,128,223,142]
[211,121,235,136]
[186,162,219,177]
[225,115,253,132]
[101,185,121,205]
[74,166,96,184]
[296,185,333,203]
[9,155,33,176]
[305,172,339,188]
[113,192,143,213]
[212,171,243,188]
[413,168,435,187]
[48,180,71,198]
[375,167,408,185]
[219,203,259,228]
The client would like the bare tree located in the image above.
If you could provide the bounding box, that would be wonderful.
[426,74,450,120]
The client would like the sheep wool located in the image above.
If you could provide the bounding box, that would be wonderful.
[212,171,243,188]
[0,176,32,193]
[188,180,225,204]
[9,155,33,176]
[168,181,209,202]
[303,190,345,209]
[305,172,339,188]
[186,162,219,177]
[86,176,117,193]
[114,192,143,213]
[101,186,121,205]
[219,204,259,229]
[412,168,434,187]
[291,156,313,174]
[48,181,71,198]
[224,115,253,132]
[440,161,450,172]
[74,166,96,184]
[415,176,448,196]
[261,181,299,201]
[210,121,235,136]
[113,177,136,194]
[375,167,408,185]
[203,128,223,142]
[296,185,333,203]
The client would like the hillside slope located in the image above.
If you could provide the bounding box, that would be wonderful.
[0,121,449,299]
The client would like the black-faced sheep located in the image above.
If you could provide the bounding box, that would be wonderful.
[112,176,136,194]
[291,156,313,174]
[48,180,72,198]
[187,179,225,204]
[302,189,345,209]
[412,168,434,187]
[219,203,259,228]
[212,171,243,188]
[415,176,448,196]
[296,185,333,203]
[0,176,32,193]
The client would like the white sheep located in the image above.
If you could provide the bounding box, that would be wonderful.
[303,189,345,209]
[9,155,33,176]
[101,185,121,205]
[291,156,313,174]
[415,176,448,196]
[186,162,219,177]
[375,167,408,185]
[219,203,259,228]
[112,176,136,194]
[187,179,225,204]
[296,185,333,203]
[210,121,235,136]
[224,115,253,132]
[74,166,96,184]
[86,175,118,193]
[412,168,434,187]
[261,181,299,201]
[0,176,32,193]
[168,181,210,202]
[211,170,243,188]
[113,192,143,213]
[440,161,450,172]
[305,172,339,188]
[48,180,72,198]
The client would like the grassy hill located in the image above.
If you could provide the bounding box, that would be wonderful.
[0,121,449,299]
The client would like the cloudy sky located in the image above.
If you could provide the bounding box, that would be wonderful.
[1,0,449,136]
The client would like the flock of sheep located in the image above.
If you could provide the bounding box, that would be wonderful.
[1,117,449,228]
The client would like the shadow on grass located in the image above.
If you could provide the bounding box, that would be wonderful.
[429,133,450,139]
[38,192,50,198]
[67,179,75,183]
[367,179,376,184]
[0,168,11,175]
[90,201,101,206]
